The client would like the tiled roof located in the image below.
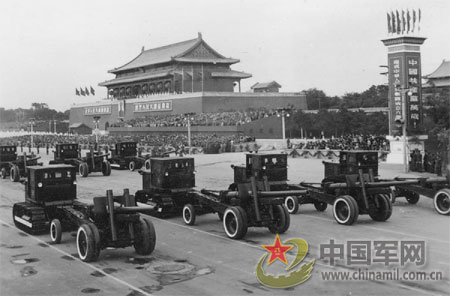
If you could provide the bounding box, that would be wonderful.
[210,70,252,79]
[424,60,450,79]
[251,81,281,89]
[99,71,172,87]
[109,35,238,73]
[422,78,450,88]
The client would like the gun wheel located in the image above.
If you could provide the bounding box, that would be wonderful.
[369,194,392,222]
[79,163,88,177]
[50,219,62,244]
[144,159,151,170]
[314,201,328,212]
[134,217,156,255]
[268,205,290,234]
[129,161,136,171]
[284,196,299,214]
[10,165,20,182]
[76,224,99,262]
[333,195,359,225]
[102,161,111,176]
[182,204,196,225]
[223,206,247,239]
[434,189,450,215]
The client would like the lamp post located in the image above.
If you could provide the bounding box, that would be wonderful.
[184,113,195,155]
[93,116,101,146]
[276,108,291,147]
[54,119,57,134]
[29,118,35,148]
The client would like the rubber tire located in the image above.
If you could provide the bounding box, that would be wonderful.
[314,201,328,212]
[134,216,156,255]
[1,167,6,179]
[50,219,62,244]
[102,161,111,176]
[223,206,248,239]
[182,204,196,225]
[433,188,450,215]
[144,159,151,170]
[332,195,359,225]
[10,165,20,182]
[268,205,290,234]
[369,194,392,222]
[129,161,136,171]
[284,196,299,214]
[76,224,99,262]
[79,163,88,177]
[405,192,420,204]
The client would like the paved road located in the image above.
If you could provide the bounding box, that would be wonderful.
[1,151,449,295]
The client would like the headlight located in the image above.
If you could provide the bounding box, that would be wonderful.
[38,182,43,188]
[165,172,169,176]
[73,181,77,185]
[262,166,266,170]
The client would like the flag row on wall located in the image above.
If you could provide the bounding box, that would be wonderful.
[76,86,96,96]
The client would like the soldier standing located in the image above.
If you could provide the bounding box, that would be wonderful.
[36,143,40,154]
[46,143,49,155]
[435,153,442,176]
[423,151,429,172]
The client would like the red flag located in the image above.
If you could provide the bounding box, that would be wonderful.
[391,11,396,34]
[90,86,95,95]
[80,88,86,96]
[75,88,80,96]
[407,10,411,33]
[85,87,90,96]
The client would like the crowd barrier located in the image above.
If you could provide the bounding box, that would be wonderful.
[287,148,390,161]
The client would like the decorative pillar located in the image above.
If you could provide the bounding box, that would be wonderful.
[382,9,428,165]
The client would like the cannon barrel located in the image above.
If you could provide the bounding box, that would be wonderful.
[107,190,117,241]
[394,177,448,184]
[325,179,419,189]
[114,205,156,213]
[223,189,307,198]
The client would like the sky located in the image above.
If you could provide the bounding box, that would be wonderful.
[0,0,449,112]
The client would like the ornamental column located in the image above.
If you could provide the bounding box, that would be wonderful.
[382,9,428,166]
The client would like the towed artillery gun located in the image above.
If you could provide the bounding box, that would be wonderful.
[299,151,419,225]
[108,141,173,171]
[0,145,42,182]
[109,141,149,171]
[49,143,111,177]
[392,175,449,215]
[12,165,156,262]
[135,157,196,215]
[135,156,303,239]
[228,153,308,214]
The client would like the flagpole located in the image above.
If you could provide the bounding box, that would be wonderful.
[191,64,194,93]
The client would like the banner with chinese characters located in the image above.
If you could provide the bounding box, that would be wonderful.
[134,101,172,112]
[389,57,403,136]
[406,56,422,132]
[84,105,112,115]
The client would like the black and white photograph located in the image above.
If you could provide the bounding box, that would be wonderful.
[0,0,449,295]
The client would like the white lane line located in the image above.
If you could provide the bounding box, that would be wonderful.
[300,213,450,245]
[0,218,153,296]
[151,217,444,296]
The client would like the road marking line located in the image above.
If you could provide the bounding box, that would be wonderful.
[0,218,153,296]
[300,213,450,245]
[151,217,444,296]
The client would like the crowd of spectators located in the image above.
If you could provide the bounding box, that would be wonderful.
[110,109,276,128]
[294,135,389,151]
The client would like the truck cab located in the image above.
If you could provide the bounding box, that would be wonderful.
[323,151,378,182]
[112,142,137,158]
[52,143,79,163]
[232,153,288,185]
[25,165,77,206]
[142,157,195,191]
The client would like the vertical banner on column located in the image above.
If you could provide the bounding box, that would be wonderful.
[389,57,403,135]
[406,56,422,133]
